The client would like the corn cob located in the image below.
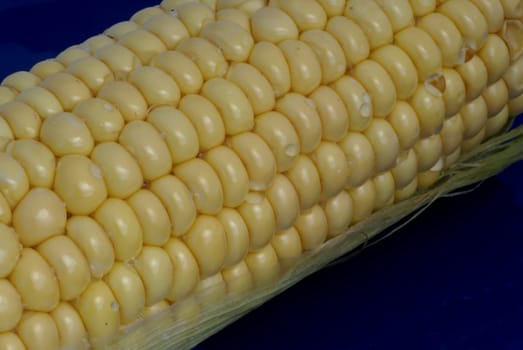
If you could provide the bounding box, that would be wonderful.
[0,0,522,349]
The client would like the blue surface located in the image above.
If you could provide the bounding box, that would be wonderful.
[1,1,522,349]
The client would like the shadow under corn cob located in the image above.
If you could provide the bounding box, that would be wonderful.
[0,0,522,348]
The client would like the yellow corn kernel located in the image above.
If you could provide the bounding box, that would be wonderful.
[391,149,418,189]
[201,20,254,62]
[0,152,29,208]
[151,51,203,95]
[478,34,511,85]
[326,16,370,67]
[228,132,277,191]
[0,86,16,105]
[470,0,505,33]
[97,80,148,121]
[279,39,323,95]
[352,59,397,117]
[295,204,329,250]
[386,101,420,151]
[105,21,140,41]
[308,86,349,142]
[485,105,510,138]
[461,126,486,152]
[173,2,215,36]
[54,155,107,216]
[56,45,90,66]
[50,302,89,350]
[482,79,509,117]
[248,41,291,98]
[416,12,464,68]
[90,142,143,199]
[119,120,173,180]
[6,140,55,188]
[0,279,22,332]
[456,55,489,102]
[17,312,60,350]
[104,262,146,324]
[41,72,92,111]
[203,145,249,208]
[37,236,91,301]
[460,95,489,139]
[503,55,523,98]
[409,0,436,17]
[275,93,322,153]
[2,71,41,93]
[0,101,41,139]
[285,154,322,210]
[271,226,303,260]
[174,158,224,215]
[118,29,167,64]
[375,0,414,33]
[0,194,11,226]
[438,0,489,51]
[30,59,64,79]
[150,175,196,236]
[40,112,94,156]
[177,37,229,80]
[217,208,250,267]
[127,189,171,247]
[66,216,116,279]
[9,248,59,312]
[221,261,253,295]
[349,180,377,223]
[440,113,465,155]
[13,188,66,247]
[164,238,200,301]
[72,98,124,142]
[344,0,393,49]
[364,119,400,173]
[254,111,300,172]
[414,135,443,172]
[82,34,115,53]
[408,84,446,137]
[131,6,165,25]
[238,192,277,251]
[67,56,114,93]
[178,94,225,152]
[339,132,376,187]
[311,141,351,199]
[143,13,190,50]
[94,43,141,80]
[322,189,353,237]
[128,66,181,107]
[332,76,372,131]
[201,77,255,135]
[245,244,280,286]
[266,174,300,231]
[94,198,143,262]
[316,0,346,17]
[226,62,276,115]
[0,225,20,278]
[395,27,443,81]
[370,44,418,100]
[16,86,63,119]
[75,280,120,347]
[374,171,396,209]
[217,8,251,32]
[251,6,299,43]
[0,332,25,350]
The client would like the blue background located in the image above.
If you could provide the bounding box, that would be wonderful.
[0,1,522,349]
